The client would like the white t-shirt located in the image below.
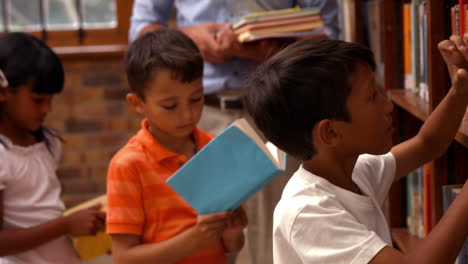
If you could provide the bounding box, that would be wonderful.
[0,132,80,264]
[273,153,396,264]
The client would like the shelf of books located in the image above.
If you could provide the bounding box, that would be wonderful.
[370,0,468,259]
[389,90,468,148]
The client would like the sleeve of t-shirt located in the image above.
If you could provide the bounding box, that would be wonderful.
[354,153,396,207]
[283,197,387,264]
[129,0,174,42]
[297,0,339,39]
[106,153,145,236]
[45,131,63,169]
[0,152,10,191]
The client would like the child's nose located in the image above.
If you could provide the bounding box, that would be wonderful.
[180,105,193,121]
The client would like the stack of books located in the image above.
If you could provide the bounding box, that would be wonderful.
[232,6,325,43]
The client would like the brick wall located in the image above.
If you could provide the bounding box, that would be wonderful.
[45,55,141,208]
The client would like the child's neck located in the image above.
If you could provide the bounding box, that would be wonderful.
[0,117,37,147]
[148,125,197,159]
[303,152,362,195]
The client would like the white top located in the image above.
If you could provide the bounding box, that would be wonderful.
[0,132,80,264]
[273,153,396,264]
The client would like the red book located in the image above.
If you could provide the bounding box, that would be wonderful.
[422,164,432,235]
[460,0,466,36]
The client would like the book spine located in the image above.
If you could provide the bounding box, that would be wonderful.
[417,166,424,238]
[418,3,428,102]
[403,4,414,90]
[410,0,421,95]
[422,164,432,235]
[461,0,466,36]
[406,172,414,234]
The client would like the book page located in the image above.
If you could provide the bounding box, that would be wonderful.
[266,141,285,170]
[233,119,285,169]
[64,194,106,215]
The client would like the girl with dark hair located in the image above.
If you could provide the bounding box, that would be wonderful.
[0,32,105,264]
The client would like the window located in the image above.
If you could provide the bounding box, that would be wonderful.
[0,0,132,46]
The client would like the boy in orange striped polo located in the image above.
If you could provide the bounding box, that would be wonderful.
[106,28,247,264]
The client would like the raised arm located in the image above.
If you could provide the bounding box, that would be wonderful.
[369,179,468,264]
[391,35,468,181]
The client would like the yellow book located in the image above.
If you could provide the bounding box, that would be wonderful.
[64,194,111,261]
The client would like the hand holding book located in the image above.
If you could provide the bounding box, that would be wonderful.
[223,207,248,238]
[63,195,111,261]
[215,27,283,62]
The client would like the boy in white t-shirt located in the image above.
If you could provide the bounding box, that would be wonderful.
[245,36,468,264]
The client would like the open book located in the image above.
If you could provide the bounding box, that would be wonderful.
[167,118,286,214]
[63,194,111,261]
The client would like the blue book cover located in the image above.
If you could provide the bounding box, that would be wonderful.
[167,118,286,214]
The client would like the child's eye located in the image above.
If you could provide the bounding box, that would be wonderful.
[190,97,202,103]
[33,98,45,104]
[162,104,177,110]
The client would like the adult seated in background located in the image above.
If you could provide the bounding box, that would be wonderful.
[129,1,339,263]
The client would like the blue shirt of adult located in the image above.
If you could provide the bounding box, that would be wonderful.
[130,0,339,94]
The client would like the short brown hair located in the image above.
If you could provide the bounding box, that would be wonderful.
[245,39,375,160]
[124,28,203,99]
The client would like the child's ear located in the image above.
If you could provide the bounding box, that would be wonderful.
[315,119,339,146]
[126,93,145,115]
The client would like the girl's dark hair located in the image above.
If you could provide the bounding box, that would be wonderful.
[0,33,64,151]
[246,39,375,160]
[0,32,64,94]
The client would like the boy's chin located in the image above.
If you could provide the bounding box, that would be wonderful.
[26,123,43,132]
[368,145,392,156]
[173,129,195,138]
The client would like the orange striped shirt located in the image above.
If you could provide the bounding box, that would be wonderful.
[106,119,227,264]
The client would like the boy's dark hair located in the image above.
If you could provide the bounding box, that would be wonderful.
[0,32,64,94]
[245,39,375,160]
[125,27,204,100]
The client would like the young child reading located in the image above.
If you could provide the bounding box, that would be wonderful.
[106,28,247,264]
[0,33,105,263]
[245,36,468,263]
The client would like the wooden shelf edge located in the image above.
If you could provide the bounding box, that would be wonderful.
[391,228,421,253]
[389,90,429,121]
[455,119,468,148]
[389,90,468,148]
